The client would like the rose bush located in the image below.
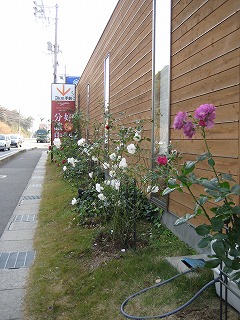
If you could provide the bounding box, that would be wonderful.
[163,104,240,287]
[51,112,160,248]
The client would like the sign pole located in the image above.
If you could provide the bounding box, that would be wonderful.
[51,3,59,161]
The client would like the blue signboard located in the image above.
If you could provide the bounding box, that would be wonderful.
[66,76,80,85]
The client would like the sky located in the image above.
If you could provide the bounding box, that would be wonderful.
[0,0,118,128]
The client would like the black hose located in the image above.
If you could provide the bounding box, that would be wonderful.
[120,269,220,319]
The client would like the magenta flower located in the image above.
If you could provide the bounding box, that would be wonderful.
[157,155,168,165]
[173,111,188,130]
[194,104,216,128]
[183,121,196,139]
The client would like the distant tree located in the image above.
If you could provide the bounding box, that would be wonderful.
[21,116,34,131]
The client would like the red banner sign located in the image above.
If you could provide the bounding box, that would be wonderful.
[51,84,76,141]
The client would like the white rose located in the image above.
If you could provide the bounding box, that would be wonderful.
[71,197,77,205]
[96,183,103,193]
[119,157,127,169]
[92,156,98,162]
[127,143,136,154]
[77,138,86,146]
[109,153,116,160]
[89,172,93,178]
[63,166,67,172]
[133,132,141,141]
[109,170,116,177]
[53,138,61,148]
[98,193,106,201]
[114,180,121,191]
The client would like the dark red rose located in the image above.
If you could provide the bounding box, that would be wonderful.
[157,155,168,165]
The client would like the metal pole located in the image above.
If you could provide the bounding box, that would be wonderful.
[51,3,58,161]
[53,3,58,84]
[18,109,21,135]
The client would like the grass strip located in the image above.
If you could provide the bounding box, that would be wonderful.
[24,158,220,320]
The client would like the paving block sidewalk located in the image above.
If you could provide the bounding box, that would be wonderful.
[0,151,47,320]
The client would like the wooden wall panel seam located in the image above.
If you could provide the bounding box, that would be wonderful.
[172,0,209,32]
[172,47,239,81]
[172,11,238,56]
[111,89,151,105]
[111,70,151,97]
[111,30,152,75]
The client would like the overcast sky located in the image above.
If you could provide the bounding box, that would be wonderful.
[0,0,118,126]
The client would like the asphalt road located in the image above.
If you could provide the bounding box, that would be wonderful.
[0,147,47,237]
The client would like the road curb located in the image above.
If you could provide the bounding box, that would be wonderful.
[0,148,36,166]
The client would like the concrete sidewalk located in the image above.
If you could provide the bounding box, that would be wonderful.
[0,151,47,320]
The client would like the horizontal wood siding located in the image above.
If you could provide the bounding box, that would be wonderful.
[76,0,153,152]
[169,0,240,225]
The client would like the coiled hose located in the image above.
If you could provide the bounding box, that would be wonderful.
[120,268,220,319]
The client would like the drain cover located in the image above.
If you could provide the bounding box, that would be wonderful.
[27,184,42,188]
[0,251,36,269]
[14,214,36,222]
[21,195,41,200]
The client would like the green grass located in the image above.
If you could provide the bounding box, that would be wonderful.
[24,158,220,320]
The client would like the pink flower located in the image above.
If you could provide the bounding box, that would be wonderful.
[157,155,168,165]
[183,121,196,139]
[173,112,188,130]
[194,104,216,129]
[198,120,206,127]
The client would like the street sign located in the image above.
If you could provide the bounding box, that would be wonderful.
[51,84,76,140]
[66,76,80,85]
[51,83,75,101]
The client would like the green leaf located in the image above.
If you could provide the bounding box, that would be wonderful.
[194,203,202,216]
[183,161,196,174]
[168,179,179,188]
[214,196,224,203]
[208,158,215,167]
[219,173,236,182]
[214,196,225,203]
[212,240,226,257]
[195,224,210,236]
[229,248,240,257]
[188,172,198,183]
[204,259,221,268]
[232,206,240,214]
[197,152,211,162]
[231,185,240,195]
[174,214,195,226]
[212,233,227,241]
[198,196,208,205]
[200,179,219,190]
[206,189,220,197]
[162,187,176,196]
[211,217,224,232]
[220,181,230,190]
[198,236,212,248]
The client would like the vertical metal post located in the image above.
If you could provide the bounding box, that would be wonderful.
[53,4,58,84]
[51,3,58,161]
[18,109,21,135]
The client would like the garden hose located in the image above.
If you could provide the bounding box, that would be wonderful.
[120,268,220,319]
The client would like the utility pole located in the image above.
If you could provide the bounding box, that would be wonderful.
[53,4,58,84]
[33,2,59,83]
[33,1,60,160]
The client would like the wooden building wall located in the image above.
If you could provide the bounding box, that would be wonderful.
[76,0,153,143]
[169,0,240,226]
[76,0,239,234]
